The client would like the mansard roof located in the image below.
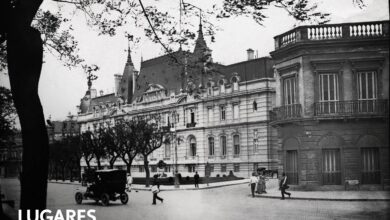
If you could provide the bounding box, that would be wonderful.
[220,57,274,81]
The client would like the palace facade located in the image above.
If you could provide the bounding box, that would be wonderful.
[77,23,277,178]
[77,20,389,186]
[270,20,389,189]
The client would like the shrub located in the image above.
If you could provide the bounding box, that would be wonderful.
[222,174,227,177]
[168,177,174,183]
[216,174,220,178]
[228,170,234,177]
[186,176,190,181]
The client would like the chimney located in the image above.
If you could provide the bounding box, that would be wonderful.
[99,90,104,96]
[247,48,254,60]
[114,74,122,96]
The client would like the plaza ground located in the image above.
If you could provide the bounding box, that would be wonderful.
[1,178,390,220]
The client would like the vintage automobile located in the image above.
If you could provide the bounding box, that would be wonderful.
[75,169,129,206]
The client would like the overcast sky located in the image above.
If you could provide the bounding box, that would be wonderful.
[0,0,389,121]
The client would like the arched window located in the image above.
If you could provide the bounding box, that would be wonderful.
[190,137,197,156]
[219,79,225,93]
[220,136,227,156]
[231,76,239,91]
[208,137,215,156]
[233,135,240,155]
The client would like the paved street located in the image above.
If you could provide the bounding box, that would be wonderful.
[1,178,389,220]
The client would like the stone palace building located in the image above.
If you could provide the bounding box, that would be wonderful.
[77,20,389,188]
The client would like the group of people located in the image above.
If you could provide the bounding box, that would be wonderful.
[249,170,268,197]
[249,171,292,200]
[127,170,292,205]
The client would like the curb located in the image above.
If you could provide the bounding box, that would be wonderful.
[254,194,390,202]
[48,181,82,186]
[133,181,248,191]
[48,181,390,202]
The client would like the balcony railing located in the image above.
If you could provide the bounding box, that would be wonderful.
[314,100,389,117]
[271,104,302,121]
[274,21,389,49]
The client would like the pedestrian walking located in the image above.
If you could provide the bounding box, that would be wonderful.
[152,175,163,205]
[194,171,200,188]
[279,172,291,200]
[249,172,258,197]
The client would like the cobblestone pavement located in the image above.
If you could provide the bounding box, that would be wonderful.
[1,178,390,220]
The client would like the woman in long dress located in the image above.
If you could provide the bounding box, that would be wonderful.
[256,171,267,194]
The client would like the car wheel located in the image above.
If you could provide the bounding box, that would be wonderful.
[75,192,83,204]
[120,193,129,204]
[101,193,110,206]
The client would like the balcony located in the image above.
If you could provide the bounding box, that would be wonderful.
[314,100,389,117]
[271,104,302,122]
[274,21,389,50]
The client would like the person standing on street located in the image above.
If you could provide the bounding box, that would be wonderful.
[152,175,163,205]
[280,172,291,200]
[194,171,200,188]
[249,172,258,198]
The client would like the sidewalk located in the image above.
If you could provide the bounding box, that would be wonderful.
[48,179,390,201]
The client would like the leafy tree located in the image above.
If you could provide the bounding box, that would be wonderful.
[100,125,121,169]
[133,115,169,187]
[80,131,95,170]
[0,86,16,145]
[80,129,106,170]
[116,119,138,174]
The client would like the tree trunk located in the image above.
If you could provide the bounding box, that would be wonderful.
[144,156,150,187]
[6,2,47,218]
[96,157,102,170]
[85,157,91,170]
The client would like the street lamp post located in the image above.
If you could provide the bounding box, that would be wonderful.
[171,111,180,188]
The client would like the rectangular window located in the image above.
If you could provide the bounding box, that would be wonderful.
[286,150,298,185]
[322,149,341,185]
[208,108,213,122]
[220,106,226,121]
[188,164,196,173]
[283,76,298,117]
[164,166,171,173]
[233,104,239,119]
[361,148,380,184]
[151,165,157,173]
[221,164,227,172]
[234,164,240,172]
[283,77,297,105]
[208,137,215,156]
[164,143,171,158]
[233,135,240,155]
[220,136,227,156]
[357,71,377,113]
[139,166,144,173]
[319,73,339,114]
[191,111,195,124]
[209,165,214,173]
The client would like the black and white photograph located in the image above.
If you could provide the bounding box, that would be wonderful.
[0,0,389,219]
